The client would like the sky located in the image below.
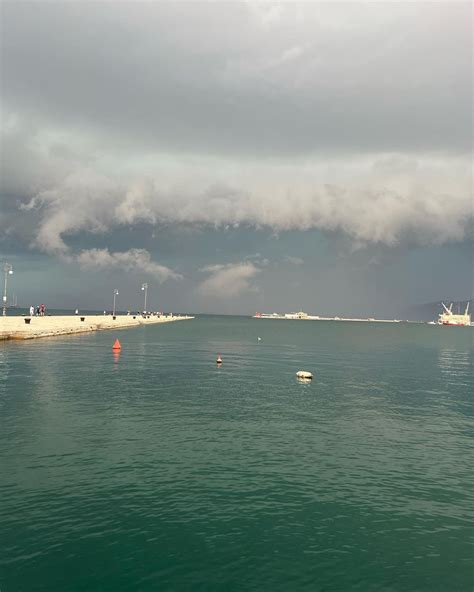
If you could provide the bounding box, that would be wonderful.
[0,1,472,316]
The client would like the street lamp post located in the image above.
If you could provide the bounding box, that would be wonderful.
[113,289,119,316]
[2,263,13,316]
[141,283,148,313]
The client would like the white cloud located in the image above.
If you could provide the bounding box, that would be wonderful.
[198,262,260,297]
[15,149,471,252]
[74,248,181,282]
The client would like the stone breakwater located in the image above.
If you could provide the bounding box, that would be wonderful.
[0,314,194,340]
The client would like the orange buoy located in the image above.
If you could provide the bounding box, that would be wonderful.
[112,338,122,351]
[216,354,222,364]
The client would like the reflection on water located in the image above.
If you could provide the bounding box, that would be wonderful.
[296,377,313,384]
[0,318,472,592]
[438,347,471,374]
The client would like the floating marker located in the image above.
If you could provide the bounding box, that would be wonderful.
[216,354,222,364]
[257,336,262,341]
[112,338,122,351]
[296,370,313,380]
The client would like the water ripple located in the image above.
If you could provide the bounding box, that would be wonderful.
[0,317,472,591]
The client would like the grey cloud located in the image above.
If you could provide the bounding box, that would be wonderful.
[0,116,72,198]
[284,256,304,265]
[11,137,472,252]
[1,1,472,266]
[2,2,471,156]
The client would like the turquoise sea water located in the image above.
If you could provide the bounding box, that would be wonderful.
[1,316,473,591]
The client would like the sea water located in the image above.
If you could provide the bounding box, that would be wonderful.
[0,316,472,591]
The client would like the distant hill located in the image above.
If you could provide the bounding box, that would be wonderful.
[402,299,473,322]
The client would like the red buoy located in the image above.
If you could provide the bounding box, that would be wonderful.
[216,354,222,364]
[112,338,121,351]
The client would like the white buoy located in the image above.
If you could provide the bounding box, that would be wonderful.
[296,370,313,380]
[257,336,261,341]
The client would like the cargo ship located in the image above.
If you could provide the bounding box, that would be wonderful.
[9,293,19,309]
[438,302,471,326]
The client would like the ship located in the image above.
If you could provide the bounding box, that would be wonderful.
[438,302,471,326]
[9,293,19,309]
[284,311,308,320]
[253,311,309,319]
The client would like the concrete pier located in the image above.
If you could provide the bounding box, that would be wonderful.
[0,314,194,340]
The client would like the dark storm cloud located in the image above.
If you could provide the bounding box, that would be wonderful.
[2,1,471,156]
[0,0,472,291]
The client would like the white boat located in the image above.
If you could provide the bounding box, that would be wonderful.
[438,302,471,326]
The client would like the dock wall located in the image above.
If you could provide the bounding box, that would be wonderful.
[0,314,193,340]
